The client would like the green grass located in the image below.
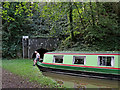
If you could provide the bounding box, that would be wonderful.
[2,59,63,88]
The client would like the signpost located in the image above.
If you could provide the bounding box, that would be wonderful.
[22,36,29,59]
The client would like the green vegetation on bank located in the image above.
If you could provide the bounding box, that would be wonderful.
[2,2,120,59]
[2,59,63,88]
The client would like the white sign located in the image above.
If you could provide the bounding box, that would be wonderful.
[23,36,29,39]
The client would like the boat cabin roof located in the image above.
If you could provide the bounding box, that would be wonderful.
[45,51,120,55]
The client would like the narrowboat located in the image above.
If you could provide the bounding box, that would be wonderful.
[37,51,120,80]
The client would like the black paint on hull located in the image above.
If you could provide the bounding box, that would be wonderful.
[36,64,120,81]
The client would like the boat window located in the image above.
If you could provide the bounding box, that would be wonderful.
[53,55,63,63]
[98,56,114,66]
[73,56,86,65]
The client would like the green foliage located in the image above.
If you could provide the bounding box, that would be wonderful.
[2,2,120,58]
[57,2,120,51]
[2,2,45,58]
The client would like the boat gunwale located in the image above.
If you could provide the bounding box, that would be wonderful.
[42,62,120,70]
[37,62,120,76]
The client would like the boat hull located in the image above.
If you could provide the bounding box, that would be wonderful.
[37,62,120,80]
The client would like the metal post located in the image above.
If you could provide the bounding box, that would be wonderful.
[28,38,30,59]
[22,36,29,59]
[22,38,24,59]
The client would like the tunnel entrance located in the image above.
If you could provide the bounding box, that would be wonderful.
[32,48,49,60]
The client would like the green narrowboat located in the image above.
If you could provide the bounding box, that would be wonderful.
[37,51,120,80]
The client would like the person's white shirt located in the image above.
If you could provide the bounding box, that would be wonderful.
[35,53,40,60]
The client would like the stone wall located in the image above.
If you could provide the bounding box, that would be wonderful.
[22,37,59,58]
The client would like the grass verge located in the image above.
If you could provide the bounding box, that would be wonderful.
[2,59,63,88]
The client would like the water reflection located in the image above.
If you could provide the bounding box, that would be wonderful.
[42,72,119,88]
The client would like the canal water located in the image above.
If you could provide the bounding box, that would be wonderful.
[42,72,119,88]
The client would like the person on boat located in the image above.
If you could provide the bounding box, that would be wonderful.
[33,51,40,66]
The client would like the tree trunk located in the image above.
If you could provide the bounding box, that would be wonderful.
[115,2,120,26]
[96,0,100,25]
[69,2,75,41]
[74,3,85,29]
[89,1,95,26]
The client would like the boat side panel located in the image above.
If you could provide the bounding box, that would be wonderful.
[85,55,97,66]
[118,55,120,68]
[40,53,119,75]
[114,55,119,68]
[44,54,53,63]
[63,55,119,68]
[63,55,73,64]
[44,54,119,68]
[85,55,119,68]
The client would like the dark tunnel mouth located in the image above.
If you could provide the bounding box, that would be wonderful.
[32,48,49,60]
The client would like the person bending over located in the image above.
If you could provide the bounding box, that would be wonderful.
[33,51,40,66]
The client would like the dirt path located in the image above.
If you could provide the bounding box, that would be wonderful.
[2,68,42,88]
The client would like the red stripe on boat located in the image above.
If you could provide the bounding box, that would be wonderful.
[45,53,120,55]
[42,62,120,70]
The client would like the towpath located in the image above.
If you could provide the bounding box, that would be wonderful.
[2,68,42,88]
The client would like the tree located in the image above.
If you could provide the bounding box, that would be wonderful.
[2,2,120,58]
